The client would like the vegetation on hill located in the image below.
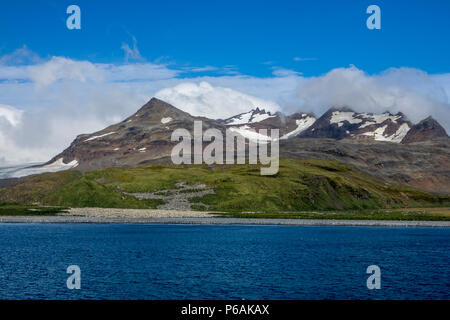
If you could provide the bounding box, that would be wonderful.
[0,202,67,216]
[0,158,448,213]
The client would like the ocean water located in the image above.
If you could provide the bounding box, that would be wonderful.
[0,224,448,300]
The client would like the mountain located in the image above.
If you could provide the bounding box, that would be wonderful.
[46,98,225,171]
[9,97,449,194]
[281,138,450,194]
[401,116,449,144]
[221,108,277,126]
[2,97,450,212]
[221,108,317,139]
[299,107,412,143]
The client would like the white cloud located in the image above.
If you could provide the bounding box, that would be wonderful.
[27,57,104,90]
[0,104,23,127]
[271,67,302,77]
[297,66,450,129]
[0,45,42,66]
[155,81,281,119]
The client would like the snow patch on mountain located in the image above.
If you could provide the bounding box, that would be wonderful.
[228,125,273,142]
[359,112,402,125]
[330,111,363,126]
[385,123,411,143]
[362,123,410,143]
[84,132,116,142]
[161,117,172,124]
[250,112,275,123]
[225,111,253,125]
[225,109,275,126]
[7,158,78,178]
[281,117,316,139]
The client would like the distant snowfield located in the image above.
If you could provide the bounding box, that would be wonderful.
[228,125,275,142]
[225,110,276,126]
[330,111,363,126]
[362,123,410,142]
[280,117,316,139]
[0,158,78,179]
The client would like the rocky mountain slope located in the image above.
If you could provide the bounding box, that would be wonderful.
[281,137,450,194]
[401,116,449,144]
[299,107,412,142]
[14,97,450,195]
[46,98,226,171]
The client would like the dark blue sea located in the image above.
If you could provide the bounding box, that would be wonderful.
[0,224,448,300]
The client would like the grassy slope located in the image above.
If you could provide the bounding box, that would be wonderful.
[0,158,448,212]
[0,202,67,216]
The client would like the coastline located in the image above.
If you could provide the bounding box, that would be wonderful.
[0,215,449,227]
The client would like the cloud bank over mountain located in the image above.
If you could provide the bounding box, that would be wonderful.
[155,82,280,119]
[297,66,450,125]
[0,47,449,165]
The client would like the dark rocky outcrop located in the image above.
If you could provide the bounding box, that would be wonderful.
[401,116,449,144]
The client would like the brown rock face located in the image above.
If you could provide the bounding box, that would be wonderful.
[46,98,226,171]
[280,138,450,194]
[401,116,449,144]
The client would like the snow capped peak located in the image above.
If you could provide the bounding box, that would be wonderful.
[224,108,276,126]
[330,111,363,126]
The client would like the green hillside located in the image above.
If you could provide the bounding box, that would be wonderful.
[0,158,449,212]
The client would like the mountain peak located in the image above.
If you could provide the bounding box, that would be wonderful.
[401,116,448,144]
[222,108,275,126]
[138,97,180,112]
[129,97,192,123]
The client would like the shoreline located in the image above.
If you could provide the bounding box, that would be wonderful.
[0,215,449,227]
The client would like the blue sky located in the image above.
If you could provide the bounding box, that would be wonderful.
[0,0,449,76]
[0,1,450,164]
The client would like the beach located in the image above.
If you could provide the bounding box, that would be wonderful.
[0,207,449,227]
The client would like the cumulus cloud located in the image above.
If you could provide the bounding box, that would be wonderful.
[0,104,23,127]
[155,82,281,119]
[28,57,104,90]
[297,66,450,129]
[0,45,42,66]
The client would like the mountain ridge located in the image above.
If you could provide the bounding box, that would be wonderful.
[18,97,450,194]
